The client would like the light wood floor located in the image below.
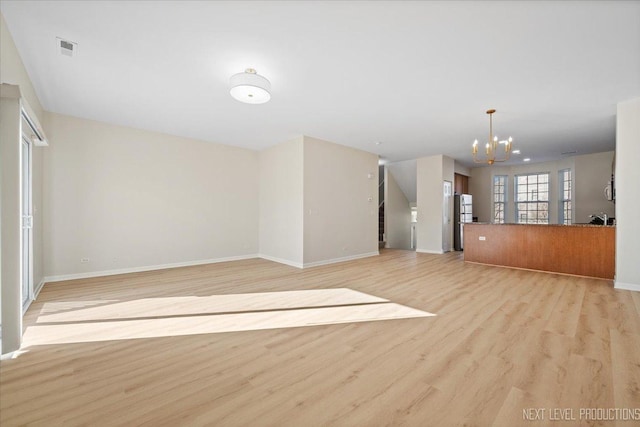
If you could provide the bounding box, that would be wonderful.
[1,250,639,426]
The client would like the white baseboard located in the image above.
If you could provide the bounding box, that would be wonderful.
[416,249,445,255]
[44,254,260,283]
[258,254,304,269]
[34,279,45,298]
[259,252,379,269]
[303,251,379,268]
[614,281,640,292]
[42,251,382,285]
[1,350,16,361]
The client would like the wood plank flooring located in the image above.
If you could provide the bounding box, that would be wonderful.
[1,250,639,426]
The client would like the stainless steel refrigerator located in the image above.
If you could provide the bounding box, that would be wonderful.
[454,194,473,251]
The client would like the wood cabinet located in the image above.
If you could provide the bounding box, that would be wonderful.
[463,223,615,279]
[454,173,469,195]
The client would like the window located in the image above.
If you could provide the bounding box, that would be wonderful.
[559,169,572,225]
[493,175,507,224]
[411,207,418,223]
[515,173,549,224]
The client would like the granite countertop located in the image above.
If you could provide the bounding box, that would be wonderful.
[466,222,615,228]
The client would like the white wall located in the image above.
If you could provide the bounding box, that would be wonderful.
[0,21,45,288]
[259,137,304,267]
[0,14,44,121]
[1,12,47,292]
[303,136,379,265]
[385,168,411,250]
[615,97,640,291]
[43,112,260,279]
[1,13,47,353]
[468,153,614,224]
[1,90,22,353]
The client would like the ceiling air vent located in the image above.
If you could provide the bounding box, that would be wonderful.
[56,37,77,57]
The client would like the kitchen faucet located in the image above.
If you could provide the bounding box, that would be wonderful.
[589,212,608,225]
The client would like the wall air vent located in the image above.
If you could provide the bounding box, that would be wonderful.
[56,37,78,57]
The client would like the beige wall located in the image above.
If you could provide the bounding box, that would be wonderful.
[416,155,455,254]
[43,112,259,279]
[469,153,613,225]
[385,168,411,250]
[41,127,378,277]
[615,97,640,291]
[468,166,493,223]
[259,137,304,267]
[574,151,615,223]
[303,136,379,265]
[416,155,444,254]
[454,162,471,177]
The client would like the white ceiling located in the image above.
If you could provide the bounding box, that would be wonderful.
[2,1,639,166]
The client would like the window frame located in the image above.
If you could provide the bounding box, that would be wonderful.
[559,168,572,225]
[514,172,550,224]
[492,175,507,224]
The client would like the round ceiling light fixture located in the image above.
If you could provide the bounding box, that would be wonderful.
[229,68,271,104]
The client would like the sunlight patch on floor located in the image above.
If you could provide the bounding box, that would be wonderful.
[37,288,388,323]
[38,299,120,315]
[24,289,435,346]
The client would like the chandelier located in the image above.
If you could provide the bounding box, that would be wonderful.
[472,109,513,165]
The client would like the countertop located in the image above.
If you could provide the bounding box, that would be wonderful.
[465,222,615,228]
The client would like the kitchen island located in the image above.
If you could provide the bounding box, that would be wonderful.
[463,223,615,279]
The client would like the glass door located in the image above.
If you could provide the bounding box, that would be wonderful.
[21,134,33,309]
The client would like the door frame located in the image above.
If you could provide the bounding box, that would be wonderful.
[21,121,34,312]
[443,180,453,252]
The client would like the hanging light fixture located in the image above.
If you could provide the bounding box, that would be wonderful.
[472,109,513,165]
[229,68,271,104]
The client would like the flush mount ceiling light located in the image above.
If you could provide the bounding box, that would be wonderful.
[229,68,271,104]
[472,109,513,165]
